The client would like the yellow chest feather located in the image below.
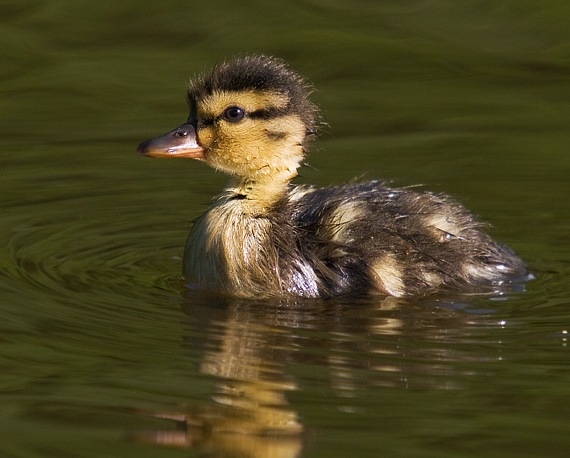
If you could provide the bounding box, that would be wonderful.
[183,199,281,296]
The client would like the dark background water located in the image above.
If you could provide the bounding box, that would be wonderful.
[2,1,570,457]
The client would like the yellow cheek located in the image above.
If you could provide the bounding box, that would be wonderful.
[217,123,260,164]
[197,126,215,149]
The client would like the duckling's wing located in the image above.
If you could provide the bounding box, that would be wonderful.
[286,181,526,297]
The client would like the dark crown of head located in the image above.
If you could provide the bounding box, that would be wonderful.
[187,55,319,133]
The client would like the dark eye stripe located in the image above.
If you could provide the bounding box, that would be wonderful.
[249,106,289,120]
[197,117,215,129]
[197,106,291,127]
[265,130,287,141]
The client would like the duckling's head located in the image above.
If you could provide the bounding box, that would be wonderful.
[138,55,318,184]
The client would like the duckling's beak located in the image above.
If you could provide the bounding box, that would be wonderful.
[137,123,205,159]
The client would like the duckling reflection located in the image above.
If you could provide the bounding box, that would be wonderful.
[130,291,504,455]
[130,293,307,458]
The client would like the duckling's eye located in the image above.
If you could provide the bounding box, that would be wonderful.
[221,106,245,123]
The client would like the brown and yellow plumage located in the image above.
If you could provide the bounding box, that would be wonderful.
[138,55,527,298]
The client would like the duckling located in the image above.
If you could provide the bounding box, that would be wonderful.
[138,55,527,299]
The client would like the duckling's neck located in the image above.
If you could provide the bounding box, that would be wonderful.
[223,171,296,214]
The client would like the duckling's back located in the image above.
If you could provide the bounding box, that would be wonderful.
[275,181,527,298]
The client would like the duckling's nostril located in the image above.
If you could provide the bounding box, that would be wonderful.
[174,131,187,138]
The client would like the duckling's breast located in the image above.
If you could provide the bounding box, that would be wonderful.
[184,198,276,296]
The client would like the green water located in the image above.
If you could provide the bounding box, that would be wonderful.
[2,1,570,457]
